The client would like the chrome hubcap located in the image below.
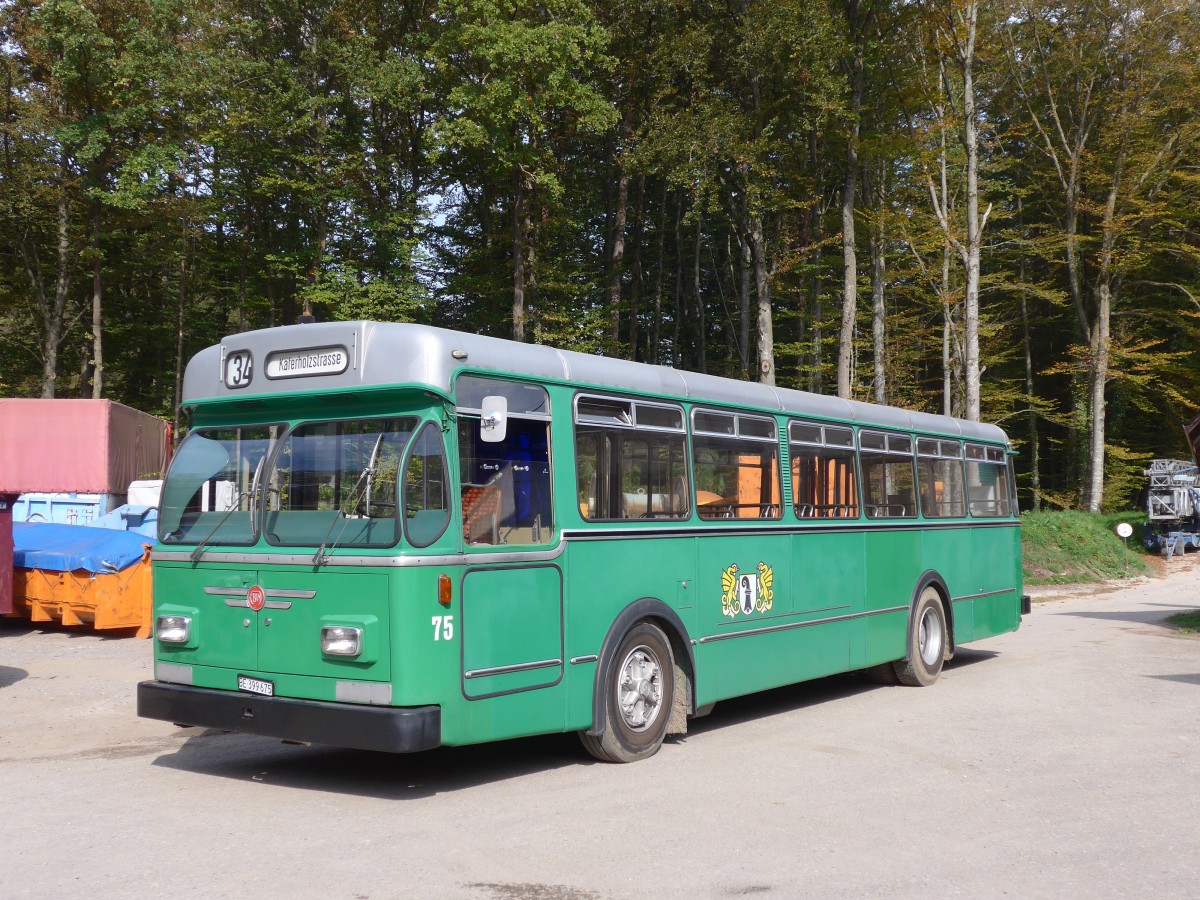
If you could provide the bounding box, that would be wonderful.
[617,645,663,732]
[918,606,944,667]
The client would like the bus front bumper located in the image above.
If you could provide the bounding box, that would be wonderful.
[137,681,441,754]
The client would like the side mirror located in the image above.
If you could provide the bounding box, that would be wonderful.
[480,395,508,443]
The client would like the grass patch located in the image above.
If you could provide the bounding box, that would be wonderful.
[1022,509,1151,585]
[1166,611,1200,633]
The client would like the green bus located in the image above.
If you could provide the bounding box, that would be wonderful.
[138,321,1027,762]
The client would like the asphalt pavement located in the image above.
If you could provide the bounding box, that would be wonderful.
[2,558,1199,899]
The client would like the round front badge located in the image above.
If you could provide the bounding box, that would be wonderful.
[247,585,266,611]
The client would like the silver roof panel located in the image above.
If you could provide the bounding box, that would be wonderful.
[183,321,1010,444]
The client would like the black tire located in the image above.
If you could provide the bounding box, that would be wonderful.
[892,587,948,687]
[580,622,675,763]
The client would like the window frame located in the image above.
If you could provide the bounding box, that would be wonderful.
[916,436,966,519]
[788,419,860,519]
[858,429,918,519]
[574,393,690,522]
[402,421,452,548]
[261,415,417,549]
[963,441,1014,518]
[690,407,781,521]
[455,375,555,547]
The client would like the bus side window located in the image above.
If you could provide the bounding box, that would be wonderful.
[859,431,917,519]
[574,396,688,521]
[964,444,1012,517]
[692,410,780,520]
[455,376,553,546]
[917,439,966,518]
[789,422,859,519]
[404,423,451,548]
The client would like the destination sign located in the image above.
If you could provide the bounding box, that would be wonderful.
[265,346,349,379]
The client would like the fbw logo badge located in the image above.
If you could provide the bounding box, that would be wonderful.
[720,562,774,618]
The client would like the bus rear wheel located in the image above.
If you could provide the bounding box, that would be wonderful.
[892,587,947,687]
[580,622,675,763]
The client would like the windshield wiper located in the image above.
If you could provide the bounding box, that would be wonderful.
[189,490,252,562]
[189,458,264,562]
[313,461,378,567]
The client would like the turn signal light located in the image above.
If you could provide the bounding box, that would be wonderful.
[438,573,452,608]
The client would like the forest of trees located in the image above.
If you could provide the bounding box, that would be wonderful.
[2,0,1198,512]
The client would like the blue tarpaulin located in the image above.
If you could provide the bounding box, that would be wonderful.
[12,521,150,574]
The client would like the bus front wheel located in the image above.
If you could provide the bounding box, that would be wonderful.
[581,622,675,763]
[892,587,947,687]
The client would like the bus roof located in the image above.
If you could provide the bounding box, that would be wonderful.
[184,320,1009,445]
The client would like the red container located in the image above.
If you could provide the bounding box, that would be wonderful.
[0,400,168,617]
[0,399,169,494]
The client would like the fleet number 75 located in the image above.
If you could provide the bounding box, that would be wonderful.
[432,615,454,641]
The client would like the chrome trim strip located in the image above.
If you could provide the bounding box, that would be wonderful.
[154,545,566,567]
[263,600,293,610]
[155,661,194,686]
[561,521,1021,540]
[950,588,1017,603]
[570,654,599,665]
[265,589,316,599]
[698,604,908,644]
[204,586,248,596]
[464,658,563,679]
[334,681,393,705]
[224,598,250,608]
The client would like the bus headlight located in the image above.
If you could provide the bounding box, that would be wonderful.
[156,615,191,644]
[321,625,362,657]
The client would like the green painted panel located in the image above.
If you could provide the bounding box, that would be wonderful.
[793,530,862,615]
[561,536,698,729]
[698,533,792,627]
[863,531,921,610]
[154,565,257,670]
[461,565,563,699]
[257,571,392,681]
[698,620,851,703]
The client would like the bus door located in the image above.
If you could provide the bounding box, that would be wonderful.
[455,376,564,713]
[460,565,563,699]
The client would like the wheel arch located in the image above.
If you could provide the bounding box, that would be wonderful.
[585,598,696,738]
[906,570,954,662]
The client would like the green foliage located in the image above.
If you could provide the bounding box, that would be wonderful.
[1166,611,1200,634]
[0,0,1197,520]
[1021,510,1151,585]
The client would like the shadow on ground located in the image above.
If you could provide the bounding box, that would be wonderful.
[0,665,29,689]
[1054,602,1200,629]
[149,648,1005,798]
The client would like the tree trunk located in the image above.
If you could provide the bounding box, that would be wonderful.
[694,210,706,374]
[608,168,629,346]
[512,169,527,342]
[91,200,103,398]
[41,151,73,399]
[627,174,646,360]
[1085,169,1121,513]
[749,211,773,385]
[738,203,752,380]
[651,181,668,365]
[1020,285,1040,511]
[173,247,187,441]
[959,0,983,422]
[836,50,864,399]
[870,219,886,405]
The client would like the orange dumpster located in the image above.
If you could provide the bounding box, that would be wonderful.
[9,543,153,636]
[6,522,154,637]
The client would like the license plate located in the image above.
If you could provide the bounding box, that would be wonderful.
[237,675,274,696]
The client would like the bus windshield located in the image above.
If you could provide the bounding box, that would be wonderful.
[159,425,281,545]
[263,417,417,548]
